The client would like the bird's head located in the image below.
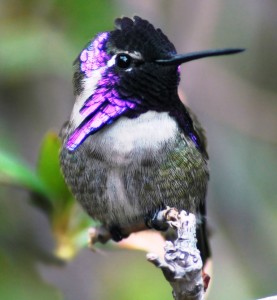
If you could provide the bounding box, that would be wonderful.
[67,16,244,151]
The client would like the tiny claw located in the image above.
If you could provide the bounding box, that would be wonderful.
[163,207,180,228]
[88,226,111,246]
[88,227,98,246]
[164,207,179,222]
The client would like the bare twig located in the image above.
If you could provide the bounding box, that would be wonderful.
[147,208,207,300]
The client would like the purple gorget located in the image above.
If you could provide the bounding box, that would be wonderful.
[66,33,138,151]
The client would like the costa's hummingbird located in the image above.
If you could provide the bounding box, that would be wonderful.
[60,16,244,263]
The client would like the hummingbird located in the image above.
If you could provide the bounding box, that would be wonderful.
[60,16,244,264]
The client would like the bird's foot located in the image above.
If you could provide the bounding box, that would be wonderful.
[162,206,179,226]
[88,225,130,245]
[109,226,129,242]
[145,206,179,231]
[88,226,111,248]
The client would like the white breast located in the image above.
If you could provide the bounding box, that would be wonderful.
[90,111,178,165]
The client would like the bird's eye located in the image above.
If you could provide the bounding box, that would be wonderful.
[115,53,132,69]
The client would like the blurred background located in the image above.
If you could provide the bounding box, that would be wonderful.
[1,0,277,299]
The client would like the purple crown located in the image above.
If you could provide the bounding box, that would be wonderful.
[79,32,110,78]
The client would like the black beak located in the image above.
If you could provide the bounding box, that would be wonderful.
[155,48,245,66]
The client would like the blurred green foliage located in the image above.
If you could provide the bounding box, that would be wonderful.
[1,132,95,260]
[0,131,173,299]
[37,131,72,209]
[0,132,96,298]
[0,0,116,80]
[0,149,49,196]
[0,3,116,296]
[0,249,62,300]
[52,0,115,44]
[37,132,95,259]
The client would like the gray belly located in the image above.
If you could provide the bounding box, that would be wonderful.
[60,111,209,228]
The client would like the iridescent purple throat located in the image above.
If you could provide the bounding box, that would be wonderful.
[66,33,138,151]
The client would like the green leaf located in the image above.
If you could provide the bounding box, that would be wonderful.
[37,131,72,208]
[36,132,97,260]
[0,149,49,196]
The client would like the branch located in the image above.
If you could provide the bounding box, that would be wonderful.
[147,208,208,300]
[88,208,210,299]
